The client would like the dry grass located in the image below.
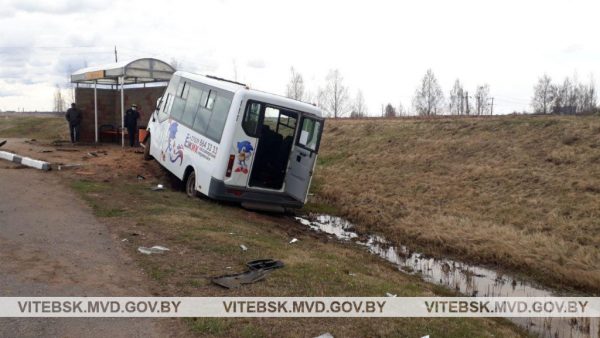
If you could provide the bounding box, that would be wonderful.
[313,115,600,292]
[0,114,69,140]
[0,116,524,337]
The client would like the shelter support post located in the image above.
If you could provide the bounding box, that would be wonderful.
[120,76,125,147]
[94,81,98,143]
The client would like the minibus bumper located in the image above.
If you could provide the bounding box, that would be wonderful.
[208,178,304,209]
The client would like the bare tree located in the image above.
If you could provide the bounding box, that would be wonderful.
[319,69,349,118]
[577,75,597,113]
[548,74,598,114]
[531,74,553,114]
[350,89,367,118]
[474,84,491,115]
[397,101,405,116]
[448,79,464,115]
[286,67,305,101]
[554,77,576,114]
[413,69,444,116]
[384,103,396,118]
[53,85,66,112]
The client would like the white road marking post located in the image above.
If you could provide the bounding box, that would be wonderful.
[0,151,51,171]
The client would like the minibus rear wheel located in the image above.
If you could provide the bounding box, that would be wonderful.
[143,134,152,161]
[185,171,198,198]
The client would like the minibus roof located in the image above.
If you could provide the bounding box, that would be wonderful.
[176,71,323,118]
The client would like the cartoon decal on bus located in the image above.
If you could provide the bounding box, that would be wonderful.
[234,140,254,174]
[161,121,184,165]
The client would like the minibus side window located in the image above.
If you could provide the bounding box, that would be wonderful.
[194,105,212,135]
[242,102,262,137]
[177,81,186,98]
[158,93,173,122]
[205,95,232,142]
[181,86,203,127]
[171,96,186,121]
[297,117,322,152]
[206,90,217,110]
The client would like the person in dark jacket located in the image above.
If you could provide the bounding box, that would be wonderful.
[124,104,140,147]
[65,103,82,143]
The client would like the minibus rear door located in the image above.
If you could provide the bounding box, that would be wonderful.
[285,116,324,202]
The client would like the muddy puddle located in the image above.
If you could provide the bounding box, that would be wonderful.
[295,214,599,338]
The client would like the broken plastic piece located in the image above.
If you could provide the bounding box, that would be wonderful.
[240,244,248,251]
[212,269,270,289]
[314,333,334,338]
[386,293,397,297]
[289,238,299,244]
[151,184,164,191]
[87,152,98,157]
[137,174,145,180]
[246,259,284,271]
[57,164,82,171]
[137,246,170,255]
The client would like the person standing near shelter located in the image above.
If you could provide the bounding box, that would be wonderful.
[124,104,140,147]
[65,103,82,143]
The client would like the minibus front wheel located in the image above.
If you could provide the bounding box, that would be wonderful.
[185,170,198,198]
[143,134,152,161]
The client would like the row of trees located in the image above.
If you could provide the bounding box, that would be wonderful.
[412,69,492,116]
[531,74,597,114]
[285,67,365,118]
[285,68,493,118]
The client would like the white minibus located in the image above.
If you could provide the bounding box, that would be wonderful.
[143,71,324,210]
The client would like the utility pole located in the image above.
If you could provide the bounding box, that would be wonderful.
[114,46,118,63]
[490,98,494,115]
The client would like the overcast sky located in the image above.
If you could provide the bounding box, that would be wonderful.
[0,0,598,115]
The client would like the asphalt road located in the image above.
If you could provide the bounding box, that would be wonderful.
[0,166,171,337]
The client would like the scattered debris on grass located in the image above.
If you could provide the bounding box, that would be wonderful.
[211,260,284,289]
[151,184,164,191]
[137,245,170,255]
[38,149,53,153]
[386,293,397,297]
[136,174,145,180]
[57,164,82,170]
[211,269,269,289]
[246,259,284,271]
[314,333,334,338]
[289,238,299,244]
[87,152,98,157]
[240,244,248,252]
[55,148,79,152]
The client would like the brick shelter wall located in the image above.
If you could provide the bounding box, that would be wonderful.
[75,86,166,142]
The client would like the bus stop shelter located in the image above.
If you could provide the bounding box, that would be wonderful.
[70,58,175,146]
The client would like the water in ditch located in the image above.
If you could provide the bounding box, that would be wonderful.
[295,214,599,338]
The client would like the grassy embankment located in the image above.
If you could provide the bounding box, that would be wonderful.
[0,114,68,140]
[311,115,600,293]
[0,115,524,337]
